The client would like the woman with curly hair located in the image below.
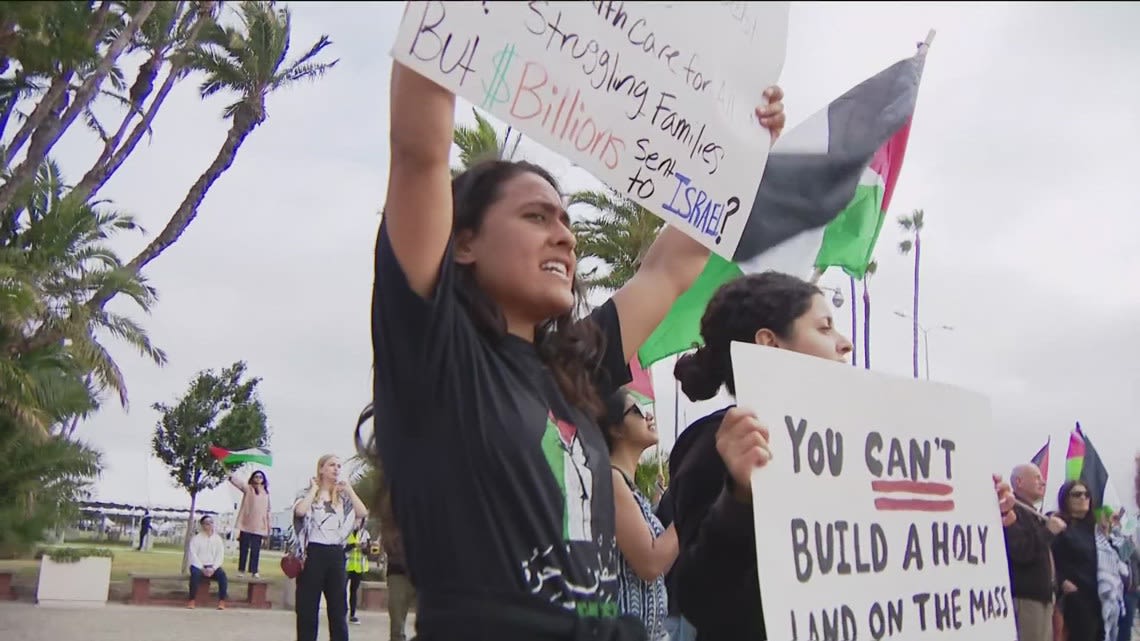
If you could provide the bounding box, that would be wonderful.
[666,271,1018,640]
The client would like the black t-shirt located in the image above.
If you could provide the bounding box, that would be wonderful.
[371,222,631,618]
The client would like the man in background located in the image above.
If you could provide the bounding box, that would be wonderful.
[138,510,153,551]
[187,515,228,610]
[376,459,415,641]
[1003,462,1067,641]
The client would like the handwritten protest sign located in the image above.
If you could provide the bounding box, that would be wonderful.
[391,1,790,260]
[731,342,1016,641]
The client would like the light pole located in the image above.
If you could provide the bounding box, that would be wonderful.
[894,311,953,380]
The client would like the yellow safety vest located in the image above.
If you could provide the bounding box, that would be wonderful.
[346,531,369,573]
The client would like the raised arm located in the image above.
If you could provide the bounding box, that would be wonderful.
[611,228,711,363]
[612,469,678,581]
[385,62,457,298]
[294,479,318,517]
[227,472,246,492]
[610,88,785,361]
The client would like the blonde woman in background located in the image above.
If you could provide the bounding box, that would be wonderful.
[292,455,368,641]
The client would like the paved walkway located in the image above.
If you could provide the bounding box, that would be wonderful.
[0,602,413,641]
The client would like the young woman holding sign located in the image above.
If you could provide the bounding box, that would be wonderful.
[367,54,785,640]
[665,271,1018,641]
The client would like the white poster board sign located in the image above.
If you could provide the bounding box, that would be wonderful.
[731,342,1016,641]
[391,1,790,260]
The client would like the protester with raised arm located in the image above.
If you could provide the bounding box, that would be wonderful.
[365,50,785,639]
[1004,462,1066,641]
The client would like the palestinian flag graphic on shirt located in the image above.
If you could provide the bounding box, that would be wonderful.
[540,411,593,542]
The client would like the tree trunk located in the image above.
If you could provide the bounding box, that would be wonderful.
[120,111,260,278]
[16,106,261,358]
[849,276,858,367]
[911,233,921,379]
[69,7,209,204]
[3,2,114,160]
[862,279,872,370]
[0,70,27,140]
[181,490,197,575]
[0,2,156,213]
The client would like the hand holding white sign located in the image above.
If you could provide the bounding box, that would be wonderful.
[390,1,792,258]
[731,342,1019,641]
[716,406,772,501]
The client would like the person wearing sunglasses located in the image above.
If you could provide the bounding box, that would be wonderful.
[599,387,679,641]
[1051,480,1103,641]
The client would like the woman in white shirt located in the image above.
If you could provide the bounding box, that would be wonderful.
[292,454,368,641]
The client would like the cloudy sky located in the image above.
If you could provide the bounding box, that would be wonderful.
[54,1,1138,517]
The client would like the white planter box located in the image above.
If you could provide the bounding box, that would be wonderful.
[36,555,112,608]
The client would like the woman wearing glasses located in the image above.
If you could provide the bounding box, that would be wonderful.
[228,469,271,578]
[1052,480,1103,641]
[600,387,679,641]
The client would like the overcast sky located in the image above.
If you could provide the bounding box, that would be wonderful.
[55,1,1139,517]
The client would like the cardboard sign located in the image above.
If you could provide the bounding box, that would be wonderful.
[731,342,1016,641]
[391,1,790,259]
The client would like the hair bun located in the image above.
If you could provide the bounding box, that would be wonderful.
[673,346,724,402]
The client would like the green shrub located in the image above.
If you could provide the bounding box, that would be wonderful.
[36,547,114,563]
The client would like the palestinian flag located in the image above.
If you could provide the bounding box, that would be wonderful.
[637,42,928,367]
[208,445,272,467]
[1064,423,1121,517]
[1031,438,1050,487]
[627,356,655,411]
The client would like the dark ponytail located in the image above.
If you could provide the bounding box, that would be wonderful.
[674,345,728,402]
[674,271,820,401]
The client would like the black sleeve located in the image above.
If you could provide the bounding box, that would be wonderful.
[654,487,675,528]
[671,419,759,634]
[584,299,631,397]
[372,220,468,410]
[1050,532,1075,593]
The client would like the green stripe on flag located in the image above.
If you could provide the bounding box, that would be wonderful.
[637,256,743,367]
[1065,456,1084,482]
[814,184,886,280]
[223,449,273,467]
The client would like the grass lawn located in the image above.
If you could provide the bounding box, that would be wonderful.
[0,541,286,582]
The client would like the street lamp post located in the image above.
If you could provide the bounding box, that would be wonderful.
[818,286,845,309]
[894,311,953,380]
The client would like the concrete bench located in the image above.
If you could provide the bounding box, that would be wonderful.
[128,572,273,609]
[0,569,15,600]
[361,580,388,611]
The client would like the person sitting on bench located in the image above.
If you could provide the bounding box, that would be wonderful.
[188,515,228,610]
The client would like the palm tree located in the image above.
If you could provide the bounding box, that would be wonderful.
[897,209,925,379]
[0,159,164,434]
[634,450,669,504]
[451,106,521,175]
[570,190,662,292]
[861,259,878,370]
[68,1,217,204]
[448,108,652,295]
[0,2,158,213]
[87,1,336,307]
[0,416,102,556]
